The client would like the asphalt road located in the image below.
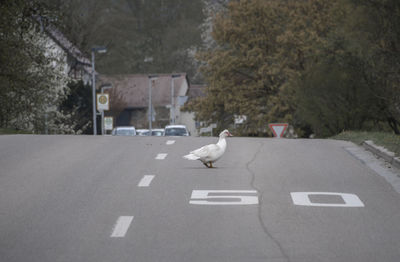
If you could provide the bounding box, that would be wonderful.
[0,135,399,262]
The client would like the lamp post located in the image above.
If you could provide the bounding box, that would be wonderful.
[148,75,158,134]
[170,74,181,125]
[91,46,107,135]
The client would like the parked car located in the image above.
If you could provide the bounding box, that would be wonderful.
[151,129,165,136]
[112,126,136,136]
[164,125,190,136]
[136,129,150,136]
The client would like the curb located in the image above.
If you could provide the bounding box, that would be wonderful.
[362,140,400,169]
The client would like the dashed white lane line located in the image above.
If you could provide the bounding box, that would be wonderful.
[166,140,175,145]
[138,175,155,187]
[111,216,134,238]
[155,153,168,160]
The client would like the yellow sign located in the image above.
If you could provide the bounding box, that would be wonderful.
[97,94,109,111]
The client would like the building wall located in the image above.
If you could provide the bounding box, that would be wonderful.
[174,79,189,125]
[180,111,199,136]
[100,74,194,131]
[41,32,70,92]
[116,106,171,129]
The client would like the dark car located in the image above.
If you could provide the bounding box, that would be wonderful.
[164,125,190,136]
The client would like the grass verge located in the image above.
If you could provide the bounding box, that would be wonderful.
[0,128,31,135]
[332,131,400,156]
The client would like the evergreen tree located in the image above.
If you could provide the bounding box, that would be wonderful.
[52,0,206,79]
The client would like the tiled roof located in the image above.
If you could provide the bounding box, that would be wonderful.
[97,74,189,108]
[35,16,93,75]
[44,23,91,67]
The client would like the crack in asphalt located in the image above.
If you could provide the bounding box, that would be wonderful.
[246,141,290,262]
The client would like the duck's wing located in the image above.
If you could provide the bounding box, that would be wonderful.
[190,144,219,159]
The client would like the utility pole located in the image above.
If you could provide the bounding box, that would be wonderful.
[91,51,96,135]
[91,46,107,135]
[170,74,181,125]
[148,75,158,134]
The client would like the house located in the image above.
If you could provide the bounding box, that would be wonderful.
[15,18,94,134]
[40,21,93,84]
[97,74,191,131]
[180,84,207,136]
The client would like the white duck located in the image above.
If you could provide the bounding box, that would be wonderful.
[183,129,233,168]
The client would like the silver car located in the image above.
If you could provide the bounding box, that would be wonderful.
[151,129,165,136]
[112,126,136,136]
[136,129,150,136]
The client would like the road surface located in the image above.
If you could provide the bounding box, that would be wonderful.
[0,135,399,262]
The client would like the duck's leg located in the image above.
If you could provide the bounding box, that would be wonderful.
[209,162,213,168]
[203,162,210,168]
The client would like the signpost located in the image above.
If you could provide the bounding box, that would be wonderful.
[268,123,288,138]
[104,117,113,132]
[97,93,109,111]
[97,94,110,135]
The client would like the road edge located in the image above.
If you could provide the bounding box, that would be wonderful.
[362,140,400,169]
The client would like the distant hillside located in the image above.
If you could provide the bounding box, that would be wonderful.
[55,0,211,81]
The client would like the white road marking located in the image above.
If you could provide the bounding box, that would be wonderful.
[190,190,259,205]
[155,153,168,160]
[291,192,365,207]
[110,216,134,238]
[138,175,155,187]
[166,140,175,145]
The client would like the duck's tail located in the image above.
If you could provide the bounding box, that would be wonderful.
[183,153,200,160]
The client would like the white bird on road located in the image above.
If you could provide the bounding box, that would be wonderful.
[183,129,233,168]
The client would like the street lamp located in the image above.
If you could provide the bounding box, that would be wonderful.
[100,84,112,135]
[91,46,107,135]
[170,74,181,125]
[148,75,158,134]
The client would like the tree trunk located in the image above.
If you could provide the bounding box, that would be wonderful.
[388,116,400,135]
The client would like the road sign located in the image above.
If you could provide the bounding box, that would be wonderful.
[268,123,288,138]
[104,117,113,130]
[97,93,109,111]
